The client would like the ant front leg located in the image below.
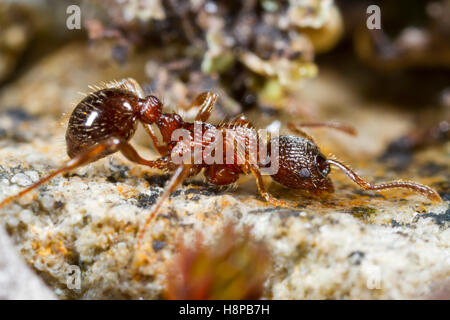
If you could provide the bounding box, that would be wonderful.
[250,166,294,208]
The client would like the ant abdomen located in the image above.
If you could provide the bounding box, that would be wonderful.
[66,88,140,158]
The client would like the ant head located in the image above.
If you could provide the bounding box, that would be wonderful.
[138,95,162,124]
[270,135,334,193]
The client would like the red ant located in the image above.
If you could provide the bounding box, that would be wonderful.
[0,78,442,257]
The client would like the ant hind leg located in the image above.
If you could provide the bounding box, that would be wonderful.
[0,137,123,209]
[0,137,174,209]
[134,164,192,264]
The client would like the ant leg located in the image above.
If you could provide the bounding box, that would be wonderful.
[0,138,174,209]
[193,91,219,122]
[250,166,293,207]
[0,138,119,208]
[229,117,290,207]
[117,140,175,171]
[288,122,357,137]
[327,159,442,202]
[134,164,192,257]
[142,123,169,156]
[287,123,316,143]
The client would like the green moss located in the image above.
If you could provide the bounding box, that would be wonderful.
[201,51,235,74]
[351,206,377,219]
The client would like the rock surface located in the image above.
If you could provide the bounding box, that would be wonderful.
[0,226,55,299]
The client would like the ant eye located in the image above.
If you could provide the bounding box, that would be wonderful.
[315,154,330,177]
[299,168,311,178]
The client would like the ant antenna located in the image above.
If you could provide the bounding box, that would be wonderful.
[326,159,442,202]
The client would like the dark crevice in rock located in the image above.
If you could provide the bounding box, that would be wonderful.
[134,192,161,209]
[413,207,450,226]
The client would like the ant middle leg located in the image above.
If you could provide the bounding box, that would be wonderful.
[142,124,169,156]
[134,164,192,260]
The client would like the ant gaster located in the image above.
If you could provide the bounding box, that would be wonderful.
[0,78,442,257]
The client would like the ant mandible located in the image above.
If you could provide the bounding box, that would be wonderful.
[0,78,442,256]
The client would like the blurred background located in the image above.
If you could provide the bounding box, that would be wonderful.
[0,0,448,157]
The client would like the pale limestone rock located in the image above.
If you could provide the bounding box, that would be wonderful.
[0,112,448,299]
[0,226,55,300]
